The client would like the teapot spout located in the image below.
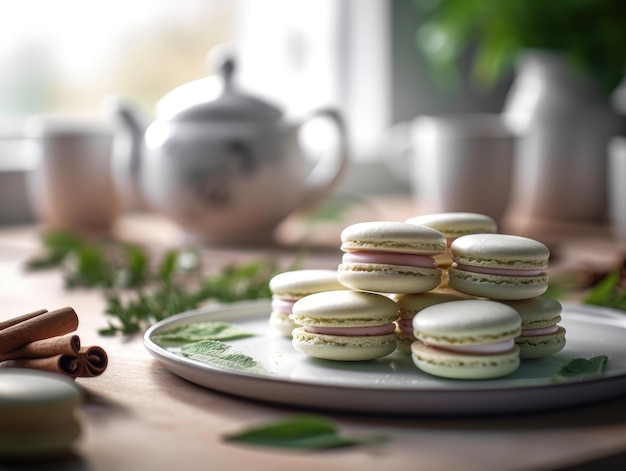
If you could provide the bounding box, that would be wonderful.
[105,97,148,211]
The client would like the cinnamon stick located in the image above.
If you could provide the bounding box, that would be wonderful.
[0,333,80,361]
[76,346,108,377]
[0,307,79,356]
[0,309,48,331]
[0,355,79,377]
[0,345,108,378]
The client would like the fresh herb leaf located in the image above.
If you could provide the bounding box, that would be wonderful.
[26,231,154,289]
[180,340,269,375]
[224,415,387,450]
[583,272,626,311]
[553,355,608,381]
[152,321,256,343]
[98,257,281,336]
[25,232,84,269]
[27,231,290,336]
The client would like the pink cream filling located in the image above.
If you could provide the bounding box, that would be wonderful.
[430,339,516,354]
[452,262,545,277]
[271,297,296,314]
[397,318,414,335]
[342,251,437,269]
[304,324,397,336]
[521,325,559,336]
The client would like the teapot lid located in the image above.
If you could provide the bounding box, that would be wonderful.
[165,52,282,122]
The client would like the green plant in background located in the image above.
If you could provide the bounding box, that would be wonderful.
[584,270,626,311]
[415,0,626,94]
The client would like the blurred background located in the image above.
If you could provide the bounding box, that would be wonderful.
[1,0,625,244]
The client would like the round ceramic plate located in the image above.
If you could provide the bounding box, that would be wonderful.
[144,300,626,415]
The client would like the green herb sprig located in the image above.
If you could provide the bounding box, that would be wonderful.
[26,232,289,336]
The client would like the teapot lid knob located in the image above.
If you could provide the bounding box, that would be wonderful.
[218,57,235,90]
[208,44,235,90]
[167,44,282,122]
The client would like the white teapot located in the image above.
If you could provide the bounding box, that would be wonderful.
[108,53,348,244]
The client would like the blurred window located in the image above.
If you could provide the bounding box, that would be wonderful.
[0,0,237,119]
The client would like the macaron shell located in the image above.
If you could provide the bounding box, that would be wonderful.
[269,269,344,299]
[516,326,567,359]
[411,342,520,379]
[395,332,415,353]
[337,263,442,294]
[451,233,550,270]
[406,212,497,239]
[500,297,562,329]
[412,300,521,347]
[448,268,549,300]
[269,312,298,337]
[0,369,82,457]
[394,290,471,319]
[291,290,399,328]
[340,221,446,255]
[394,290,471,352]
[292,328,397,361]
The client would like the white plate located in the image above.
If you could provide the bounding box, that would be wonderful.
[144,300,626,415]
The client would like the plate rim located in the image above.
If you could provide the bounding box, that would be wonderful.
[143,299,626,415]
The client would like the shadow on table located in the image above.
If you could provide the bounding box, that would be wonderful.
[0,452,87,471]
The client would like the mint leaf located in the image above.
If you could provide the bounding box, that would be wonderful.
[224,415,387,450]
[181,340,269,375]
[153,322,256,343]
[584,272,620,306]
[553,356,608,381]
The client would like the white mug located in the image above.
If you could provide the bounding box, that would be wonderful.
[24,116,120,234]
[388,113,517,222]
[608,136,626,241]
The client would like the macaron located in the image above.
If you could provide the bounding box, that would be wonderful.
[411,299,522,379]
[406,212,497,266]
[501,297,566,359]
[337,221,446,294]
[448,233,550,300]
[0,368,82,458]
[406,212,498,288]
[392,290,471,352]
[291,290,398,361]
[269,269,345,337]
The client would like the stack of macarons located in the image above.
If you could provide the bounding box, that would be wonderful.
[267,212,565,377]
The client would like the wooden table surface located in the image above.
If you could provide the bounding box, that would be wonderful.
[2,200,626,471]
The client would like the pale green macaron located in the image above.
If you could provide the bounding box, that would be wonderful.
[337,221,446,294]
[501,297,566,359]
[0,369,82,458]
[392,290,472,353]
[269,269,344,337]
[411,299,522,379]
[291,290,398,361]
[406,212,498,243]
[406,212,498,286]
[448,233,550,300]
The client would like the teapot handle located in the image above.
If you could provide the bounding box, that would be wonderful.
[298,107,349,208]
